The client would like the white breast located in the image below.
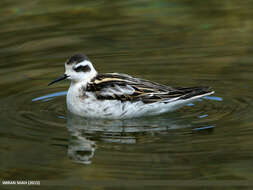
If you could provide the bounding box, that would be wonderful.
[67,82,150,118]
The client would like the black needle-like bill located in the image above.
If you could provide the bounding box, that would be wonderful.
[48,74,68,86]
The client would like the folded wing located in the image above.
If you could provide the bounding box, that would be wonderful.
[86,73,212,104]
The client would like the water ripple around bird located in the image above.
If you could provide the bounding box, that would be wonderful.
[1,1,253,188]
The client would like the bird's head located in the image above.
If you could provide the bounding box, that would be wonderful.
[48,54,97,86]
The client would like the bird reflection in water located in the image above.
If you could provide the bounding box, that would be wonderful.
[66,113,192,164]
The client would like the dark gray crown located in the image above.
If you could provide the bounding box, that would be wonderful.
[66,54,90,65]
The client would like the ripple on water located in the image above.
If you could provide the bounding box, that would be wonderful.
[27,90,226,165]
[3,85,251,139]
[0,88,67,133]
[1,84,253,172]
[1,80,253,184]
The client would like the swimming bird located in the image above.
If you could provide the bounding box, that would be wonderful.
[48,54,214,119]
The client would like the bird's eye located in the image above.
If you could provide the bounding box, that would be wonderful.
[74,65,91,72]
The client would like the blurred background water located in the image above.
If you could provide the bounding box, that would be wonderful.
[0,0,253,189]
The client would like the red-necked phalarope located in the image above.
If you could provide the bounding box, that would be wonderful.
[48,54,214,119]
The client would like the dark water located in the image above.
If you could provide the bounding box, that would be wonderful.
[1,1,253,189]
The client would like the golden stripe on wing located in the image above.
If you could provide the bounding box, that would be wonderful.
[93,78,125,84]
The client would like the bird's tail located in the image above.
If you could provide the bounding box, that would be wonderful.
[178,86,214,100]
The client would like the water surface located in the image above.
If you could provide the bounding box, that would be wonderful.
[1,0,253,189]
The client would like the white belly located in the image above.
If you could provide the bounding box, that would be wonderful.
[67,91,189,119]
[67,91,148,119]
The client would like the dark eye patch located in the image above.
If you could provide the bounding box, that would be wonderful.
[74,65,91,72]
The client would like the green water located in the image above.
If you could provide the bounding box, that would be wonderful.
[1,1,253,189]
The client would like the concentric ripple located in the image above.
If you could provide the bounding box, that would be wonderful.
[1,77,252,168]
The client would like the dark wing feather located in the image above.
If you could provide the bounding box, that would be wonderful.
[86,73,212,104]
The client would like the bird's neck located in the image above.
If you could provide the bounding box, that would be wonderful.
[70,72,97,92]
